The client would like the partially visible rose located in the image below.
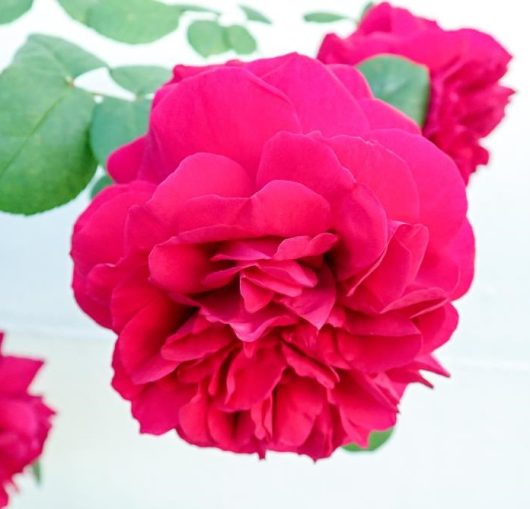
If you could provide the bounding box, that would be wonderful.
[73,54,474,459]
[318,2,514,183]
[0,332,53,507]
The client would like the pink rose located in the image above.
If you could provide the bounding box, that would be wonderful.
[318,2,514,183]
[0,332,53,507]
[72,54,474,459]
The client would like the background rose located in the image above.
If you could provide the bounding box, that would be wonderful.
[0,332,53,507]
[318,2,514,183]
[72,54,474,459]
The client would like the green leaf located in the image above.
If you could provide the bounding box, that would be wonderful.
[175,4,221,15]
[0,0,33,24]
[110,66,171,96]
[225,25,257,55]
[303,12,351,23]
[31,461,42,485]
[90,173,113,198]
[343,429,394,453]
[90,97,150,168]
[0,35,100,215]
[58,0,182,44]
[357,55,430,126]
[239,5,271,24]
[14,34,106,79]
[187,20,229,58]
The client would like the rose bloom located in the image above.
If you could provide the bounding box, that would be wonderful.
[72,54,474,459]
[318,2,513,183]
[0,332,53,507]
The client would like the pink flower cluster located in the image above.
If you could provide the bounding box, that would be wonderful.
[71,54,474,459]
[0,333,53,507]
[318,2,513,182]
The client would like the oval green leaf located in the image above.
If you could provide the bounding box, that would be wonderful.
[110,66,171,96]
[239,5,271,24]
[303,12,351,23]
[343,428,394,453]
[0,35,101,215]
[225,25,257,55]
[0,0,33,24]
[187,20,229,58]
[357,55,430,127]
[90,97,150,168]
[58,0,182,44]
[14,34,106,79]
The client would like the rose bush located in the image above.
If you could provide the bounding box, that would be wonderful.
[318,2,513,183]
[72,54,474,459]
[0,332,53,507]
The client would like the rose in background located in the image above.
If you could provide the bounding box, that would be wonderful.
[0,332,54,507]
[318,2,514,183]
[71,53,474,459]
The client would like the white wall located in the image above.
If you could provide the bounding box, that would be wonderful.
[1,0,529,507]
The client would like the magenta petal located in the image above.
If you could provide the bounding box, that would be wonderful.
[324,135,420,223]
[247,180,332,237]
[369,129,467,246]
[148,153,253,225]
[0,357,42,395]
[257,132,354,201]
[132,378,195,435]
[149,238,213,295]
[148,67,301,179]
[225,346,285,409]
[116,300,181,384]
[259,54,370,136]
[107,136,147,183]
[162,326,233,362]
[361,99,420,133]
[274,377,325,447]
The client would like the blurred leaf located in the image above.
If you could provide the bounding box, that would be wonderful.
[176,4,221,15]
[303,12,351,23]
[58,0,182,44]
[110,66,171,96]
[239,5,271,24]
[90,173,113,198]
[0,0,33,24]
[0,35,99,215]
[343,429,394,453]
[225,25,257,55]
[90,97,150,167]
[357,55,430,126]
[31,461,42,484]
[360,2,375,20]
[187,19,229,58]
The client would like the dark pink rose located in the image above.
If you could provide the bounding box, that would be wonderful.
[0,332,53,507]
[72,54,474,459]
[318,2,514,183]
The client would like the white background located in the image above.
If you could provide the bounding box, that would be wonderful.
[1,0,529,507]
